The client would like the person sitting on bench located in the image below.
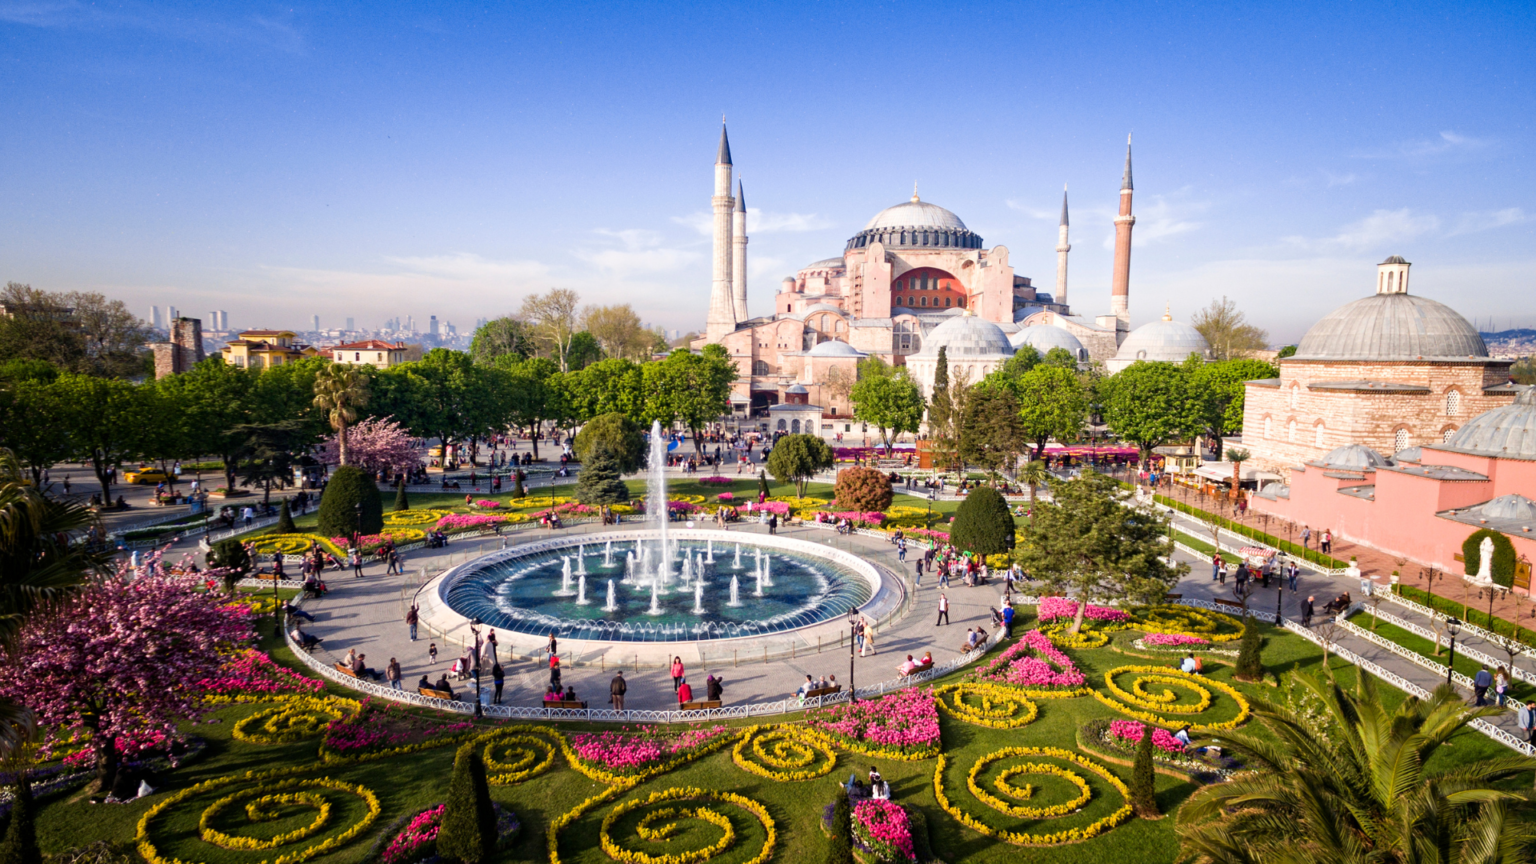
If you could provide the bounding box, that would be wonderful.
[562,685,577,702]
[283,600,315,622]
[418,675,432,692]
[898,654,918,676]
[290,626,321,650]
[433,675,455,698]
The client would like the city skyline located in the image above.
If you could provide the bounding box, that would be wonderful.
[2,1,1533,342]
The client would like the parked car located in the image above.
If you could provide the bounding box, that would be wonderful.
[123,466,170,484]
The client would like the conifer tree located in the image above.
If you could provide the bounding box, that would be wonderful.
[393,478,409,512]
[827,788,855,864]
[574,448,630,505]
[1234,618,1264,682]
[436,745,496,864]
[1131,723,1158,817]
[275,499,296,534]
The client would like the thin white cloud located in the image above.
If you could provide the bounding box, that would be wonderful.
[576,228,698,276]
[672,209,833,236]
[1355,130,1493,160]
[1005,199,1061,221]
[672,212,714,237]
[0,0,304,51]
[383,252,550,281]
[1448,207,1530,236]
[1284,208,1440,251]
[1097,194,1207,249]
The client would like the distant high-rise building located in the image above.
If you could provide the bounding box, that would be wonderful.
[345,317,355,331]
[219,310,228,330]
[311,314,320,333]
[406,315,414,332]
[429,316,440,337]
[150,306,162,329]
[207,311,219,331]
[168,306,178,322]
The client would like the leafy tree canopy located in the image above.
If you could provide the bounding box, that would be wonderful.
[1100,361,1205,466]
[574,412,646,474]
[851,370,925,450]
[765,434,835,497]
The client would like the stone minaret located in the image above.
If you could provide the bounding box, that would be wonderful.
[1054,184,1070,307]
[706,124,738,342]
[1110,135,1135,325]
[732,180,748,322]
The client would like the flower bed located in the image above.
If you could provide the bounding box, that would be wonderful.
[1076,718,1241,781]
[1142,632,1210,647]
[379,802,519,864]
[320,702,476,762]
[227,695,362,745]
[599,786,776,864]
[567,725,731,778]
[971,630,1087,689]
[1035,596,1131,624]
[1106,719,1185,752]
[1089,666,1251,732]
[767,496,827,508]
[932,747,1132,846]
[853,799,917,863]
[807,689,940,760]
[383,509,451,527]
[199,649,325,696]
[933,683,1041,730]
[732,725,837,781]
[248,534,346,559]
[435,513,508,531]
[698,476,734,486]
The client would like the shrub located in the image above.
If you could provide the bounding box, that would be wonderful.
[758,471,770,500]
[575,413,645,474]
[436,745,496,864]
[1234,618,1263,681]
[827,789,854,864]
[317,465,384,538]
[574,448,630,505]
[393,478,409,512]
[275,499,296,534]
[0,777,40,864]
[1130,722,1158,817]
[208,539,251,591]
[1462,528,1516,588]
[513,471,526,498]
[949,486,1015,556]
[834,466,893,512]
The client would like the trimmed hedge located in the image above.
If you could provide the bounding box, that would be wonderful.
[1462,528,1516,588]
[317,465,384,538]
[949,486,1015,556]
[1392,583,1536,647]
[437,745,497,864]
[833,466,893,512]
[1153,493,1350,569]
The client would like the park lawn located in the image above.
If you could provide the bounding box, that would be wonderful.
[1345,611,1536,704]
[29,608,1527,864]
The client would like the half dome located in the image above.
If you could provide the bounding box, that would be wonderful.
[1010,324,1087,360]
[1293,293,1486,361]
[805,339,866,358]
[1442,386,1536,459]
[912,313,1014,359]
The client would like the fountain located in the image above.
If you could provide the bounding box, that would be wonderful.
[734,543,741,568]
[729,574,741,607]
[576,545,587,575]
[692,578,705,614]
[623,551,635,583]
[762,556,773,587]
[603,540,613,568]
[706,540,714,563]
[754,564,763,598]
[646,419,670,584]
[556,557,574,596]
[603,579,617,612]
[648,577,662,615]
[576,574,588,605]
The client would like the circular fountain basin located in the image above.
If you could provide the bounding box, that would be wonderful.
[418,529,893,648]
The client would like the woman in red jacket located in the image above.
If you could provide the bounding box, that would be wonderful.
[676,678,693,706]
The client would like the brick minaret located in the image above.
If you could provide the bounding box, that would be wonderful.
[1110,135,1135,325]
[732,179,748,322]
[706,123,738,343]
[1054,184,1070,307]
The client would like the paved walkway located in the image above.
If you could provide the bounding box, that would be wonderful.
[296,522,1002,712]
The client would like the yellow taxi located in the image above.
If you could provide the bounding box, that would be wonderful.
[123,466,171,484]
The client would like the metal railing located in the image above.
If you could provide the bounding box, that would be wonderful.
[1353,604,1536,687]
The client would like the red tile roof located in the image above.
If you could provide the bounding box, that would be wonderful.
[333,340,405,351]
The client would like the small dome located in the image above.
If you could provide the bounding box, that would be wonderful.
[801,257,846,271]
[864,197,968,231]
[1317,443,1390,471]
[1382,255,1409,265]
[1010,324,1086,360]
[805,340,865,358]
[1392,446,1424,463]
[1293,293,1486,361]
[1443,386,1536,459]
[1109,313,1210,369]
[912,313,1014,359]
[1013,305,1049,323]
[785,384,809,394]
[1469,494,1536,522]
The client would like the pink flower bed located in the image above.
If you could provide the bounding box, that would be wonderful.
[1144,633,1211,647]
[746,501,790,515]
[809,689,940,755]
[904,528,949,541]
[853,799,916,862]
[972,630,1086,688]
[1036,596,1130,623]
[1108,720,1186,753]
[382,804,444,864]
[698,476,734,486]
[666,501,698,513]
[436,513,505,530]
[198,649,325,696]
[717,493,734,502]
[323,702,474,755]
[568,725,729,776]
[817,510,885,526]
[475,499,502,509]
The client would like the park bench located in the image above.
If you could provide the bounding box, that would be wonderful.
[1212,598,1246,612]
[543,699,587,709]
[1163,593,1183,601]
[909,660,934,675]
[804,685,841,700]
[333,662,360,678]
[419,687,456,700]
[679,699,721,712]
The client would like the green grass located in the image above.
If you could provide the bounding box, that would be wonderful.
[1347,610,1536,703]
[1152,494,1349,570]
[1172,532,1217,557]
[1391,584,1536,647]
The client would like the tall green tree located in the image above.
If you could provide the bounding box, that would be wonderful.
[469,316,533,366]
[1014,365,1088,461]
[520,288,581,372]
[851,366,925,451]
[1015,471,1185,633]
[1100,361,1205,468]
[154,359,258,491]
[574,413,646,474]
[565,331,604,370]
[765,434,834,497]
[950,486,1016,556]
[0,377,72,485]
[641,348,736,452]
[436,744,498,864]
[497,356,559,459]
[1177,674,1536,863]
[1191,296,1269,361]
[566,358,644,423]
[958,385,1024,477]
[233,421,306,505]
[1191,359,1278,458]
[52,373,151,494]
[312,362,370,467]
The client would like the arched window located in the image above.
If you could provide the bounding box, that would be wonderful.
[1314,423,1325,447]
[1394,428,1409,452]
[776,419,786,431]
[1446,390,1461,415]
[1288,420,1297,442]
[1289,384,1299,409]
[791,419,801,433]
[920,297,928,307]
[1264,417,1272,438]
[944,297,952,307]
[752,360,770,376]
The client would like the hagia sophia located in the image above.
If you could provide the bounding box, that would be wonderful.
[694,126,1214,423]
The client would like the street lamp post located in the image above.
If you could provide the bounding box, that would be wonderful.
[1445,617,1461,688]
[470,617,484,719]
[848,613,858,702]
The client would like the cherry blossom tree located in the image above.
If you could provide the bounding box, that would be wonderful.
[0,552,250,793]
[319,415,422,477]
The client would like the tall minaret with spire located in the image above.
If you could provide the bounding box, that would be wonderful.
[706,122,738,342]
[732,180,748,322]
[1054,184,1071,308]
[1110,135,1135,326]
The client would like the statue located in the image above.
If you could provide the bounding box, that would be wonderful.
[1474,535,1496,585]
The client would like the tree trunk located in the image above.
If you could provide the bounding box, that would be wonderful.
[1070,598,1088,635]
[529,425,541,460]
[91,452,112,497]
[86,716,119,795]
[337,421,349,467]
[224,455,238,493]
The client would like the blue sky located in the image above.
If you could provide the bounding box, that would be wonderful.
[2,0,1533,342]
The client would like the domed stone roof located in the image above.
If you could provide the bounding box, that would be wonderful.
[1469,494,1536,522]
[1292,292,1486,361]
[864,197,968,231]
[1106,310,1210,371]
[1315,443,1391,471]
[1010,324,1087,360]
[785,384,809,395]
[1442,386,1536,459]
[801,257,846,271]
[912,312,1014,359]
[805,339,865,358]
[845,194,984,252]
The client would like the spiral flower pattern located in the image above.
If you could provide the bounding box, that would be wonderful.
[731,726,837,781]
[933,683,1040,729]
[381,509,450,526]
[1091,666,1251,732]
[599,787,776,864]
[933,747,1131,846]
[231,697,358,745]
[479,727,561,785]
[1134,605,1243,642]
[137,772,381,864]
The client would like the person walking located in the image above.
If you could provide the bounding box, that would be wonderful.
[1211,553,1222,582]
[936,593,950,627]
[706,674,723,702]
[242,506,254,527]
[485,629,498,663]
[610,670,627,711]
[491,662,505,704]
[861,619,877,656]
[938,562,951,589]
[387,548,402,575]
[1001,603,1015,638]
[546,631,558,659]
[671,656,685,692]
[1321,529,1333,555]
[914,557,923,588]
[1473,665,1492,706]
[549,654,562,691]
[406,604,419,641]
[1287,561,1299,592]
[897,539,907,562]
[1301,525,1312,550]
[350,548,364,578]
[387,658,402,691]
[1517,700,1536,744]
[1302,596,1315,626]
[1494,666,1509,707]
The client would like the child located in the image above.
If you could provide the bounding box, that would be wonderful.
[428,642,438,664]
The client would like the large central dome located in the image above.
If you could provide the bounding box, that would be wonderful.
[1293,292,1487,361]
[846,194,983,252]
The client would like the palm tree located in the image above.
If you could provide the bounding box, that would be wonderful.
[1226,446,1249,504]
[1177,672,1536,863]
[1019,459,1050,523]
[313,363,369,466]
[0,448,108,757]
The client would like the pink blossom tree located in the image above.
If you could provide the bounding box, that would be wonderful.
[319,416,423,477]
[0,557,251,793]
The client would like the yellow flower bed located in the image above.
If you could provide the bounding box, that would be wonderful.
[230,696,361,745]
[767,496,827,508]
[508,496,572,509]
[966,750,1092,818]
[248,534,346,559]
[1134,605,1244,642]
[477,728,560,785]
[137,770,380,864]
[599,787,776,864]
[731,725,837,782]
[1091,666,1251,732]
[933,748,1132,846]
[933,683,1040,730]
[1038,622,1111,650]
[381,509,450,526]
